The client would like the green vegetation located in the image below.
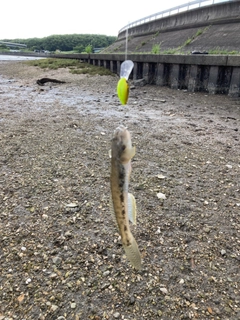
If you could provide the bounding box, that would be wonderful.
[0,45,8,52]
[85,44,93,53]
[195,29,204,37]
[151,44,161,54]
[26,58,80,69]
[25,58,114,76]
[208,47,240,55]
[135,41,147,51]
[1,34,116,52]
[161,48,178,54]
[183,38,192,46]
[154,27,210,55]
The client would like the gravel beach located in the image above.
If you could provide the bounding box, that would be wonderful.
[0,60,239,320]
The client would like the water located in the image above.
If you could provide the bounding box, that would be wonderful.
[0,54,44,61]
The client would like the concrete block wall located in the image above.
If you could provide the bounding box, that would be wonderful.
[85,53,240,97]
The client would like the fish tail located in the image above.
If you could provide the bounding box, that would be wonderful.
[123,235,142,270]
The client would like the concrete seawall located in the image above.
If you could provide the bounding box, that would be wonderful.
[107,1,240,54]
[49,52,239,97]
[118,1,240,39]
[87,53,240,97]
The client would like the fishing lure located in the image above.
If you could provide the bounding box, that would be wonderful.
[117,60,134,105]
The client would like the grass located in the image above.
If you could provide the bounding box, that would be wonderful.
[208,48,240,55]
[26,58,80,69]
[183,38,192,46]
[151,44,161,54]
[25,58,114,76]
[70,64,114,76]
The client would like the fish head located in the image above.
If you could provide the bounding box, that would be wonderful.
[112,126,135,163]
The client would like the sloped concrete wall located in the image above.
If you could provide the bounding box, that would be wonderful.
[118,1,240,39]
[106,1,240,54]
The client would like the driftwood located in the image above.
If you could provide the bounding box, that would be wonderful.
[36,78,66,86]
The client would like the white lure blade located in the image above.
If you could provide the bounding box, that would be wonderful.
[120,60,134,80]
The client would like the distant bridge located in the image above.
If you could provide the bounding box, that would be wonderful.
[0,41,27,48]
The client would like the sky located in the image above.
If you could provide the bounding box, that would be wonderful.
[0,0,188,40]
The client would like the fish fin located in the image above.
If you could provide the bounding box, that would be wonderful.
[123,234,142,270]
[128,193,137,225]
[130,146,136,158]
[109,149,112,158]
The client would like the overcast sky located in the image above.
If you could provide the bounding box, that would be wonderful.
[1,0,190,39]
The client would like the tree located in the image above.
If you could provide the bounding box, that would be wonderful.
[5,34,117,52]
[85,44,93,53]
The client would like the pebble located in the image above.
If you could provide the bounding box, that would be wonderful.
[160,287,168,294]
[220,249,226,256]
[51,304,58,312]
[70,302,76,309]
[52,256,62,265]
[129,296,135,305]
[65,203,78,208]
[157,192,166,200]
[49,272,58,278]
[203,227,210,233]
[113,312,120,318]
[64,230,72,237]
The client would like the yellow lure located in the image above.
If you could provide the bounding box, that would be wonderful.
[117,78,129,105]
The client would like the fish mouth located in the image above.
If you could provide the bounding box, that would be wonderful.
[114,125,127,136]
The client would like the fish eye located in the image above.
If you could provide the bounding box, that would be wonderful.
[122,145,126,151]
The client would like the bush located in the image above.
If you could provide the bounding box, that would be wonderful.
[151,44,160,54]
[85,44,93,53]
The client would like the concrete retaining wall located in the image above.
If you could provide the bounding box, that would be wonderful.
[118,1,240,39]
[82,53,240,97]
[1,52,239,97]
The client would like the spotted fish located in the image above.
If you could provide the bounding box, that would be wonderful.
[110,125,142,270]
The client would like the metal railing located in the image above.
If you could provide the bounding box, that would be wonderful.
[118,0,234,34]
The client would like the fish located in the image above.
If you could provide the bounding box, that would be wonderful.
[110,125,142,270]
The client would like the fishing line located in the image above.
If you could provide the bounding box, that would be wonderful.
[125,26,128,60]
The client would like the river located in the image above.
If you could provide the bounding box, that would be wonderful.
[0,54,44,61]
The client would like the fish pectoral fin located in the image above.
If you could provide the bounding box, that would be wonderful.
[128,193,137,225]
[130,146,136,158]
[123,234,142,270]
